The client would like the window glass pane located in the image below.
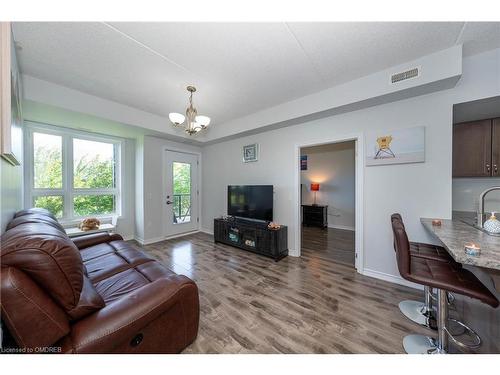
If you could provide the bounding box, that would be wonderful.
[33,195,64,218]
[33,132,62,189]
[74,195,115,216]
[173,162,191,224]
[73,138,115,189]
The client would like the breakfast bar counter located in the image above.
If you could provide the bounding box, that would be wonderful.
[421,218,500,290]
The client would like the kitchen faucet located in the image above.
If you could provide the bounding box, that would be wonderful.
[477,186,500,228]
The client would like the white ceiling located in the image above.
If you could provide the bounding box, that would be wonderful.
[12,22,500,128]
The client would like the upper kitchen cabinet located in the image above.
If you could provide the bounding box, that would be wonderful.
[492,118,500,177]
[453,119,500,177]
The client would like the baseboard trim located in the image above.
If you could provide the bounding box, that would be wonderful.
[361,268,423,290]
[200,228,214,235]
[327,224,355,231]
[121,234,135,241]
[134,230,200,245]
[164,230,199,240]
[134,236,164,245]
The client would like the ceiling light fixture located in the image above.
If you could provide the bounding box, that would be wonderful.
[169,86,210,135]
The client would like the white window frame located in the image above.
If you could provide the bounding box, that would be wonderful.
[24,121,123,224]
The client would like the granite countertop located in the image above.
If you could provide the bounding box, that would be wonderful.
[421,218,500,271]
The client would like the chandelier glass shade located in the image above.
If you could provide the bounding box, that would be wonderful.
[169,86,210,135]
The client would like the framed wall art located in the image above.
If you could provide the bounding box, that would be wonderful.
[243,143,259,163]
[365,126,425,166]
[1,22,22,166]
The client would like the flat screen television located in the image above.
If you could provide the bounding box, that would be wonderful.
[227,185,273,222]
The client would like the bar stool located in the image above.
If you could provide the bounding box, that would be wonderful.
[392,219,499,354]
[391,214,458,329]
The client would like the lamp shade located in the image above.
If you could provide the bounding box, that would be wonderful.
[169,112,185,126]
[195,115,211,128]
[310,183,320,191]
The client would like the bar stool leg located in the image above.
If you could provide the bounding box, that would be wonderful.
[425,286,432,312]
[403,288,482,354]
[399,286,435,329]
[402,288,446,354]
[436,289,449,353]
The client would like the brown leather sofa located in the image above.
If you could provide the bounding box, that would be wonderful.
[1,208,199,353]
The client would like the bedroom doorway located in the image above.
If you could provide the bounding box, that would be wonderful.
[295,135,364,271]
[300,141,356,267]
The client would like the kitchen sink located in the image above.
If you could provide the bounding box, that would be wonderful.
[460,217,500,237]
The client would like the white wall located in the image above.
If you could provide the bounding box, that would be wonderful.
[452,178,500,213]
[202,49,500,284]
[301,142,355,230]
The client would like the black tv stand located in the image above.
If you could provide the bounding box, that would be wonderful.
[213,218,288,261]
[233,217,269,228]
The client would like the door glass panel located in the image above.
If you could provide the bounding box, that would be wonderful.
[33,132,62,189]
[172,162,191,224]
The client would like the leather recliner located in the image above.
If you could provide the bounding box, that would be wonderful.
[1,208,199,353]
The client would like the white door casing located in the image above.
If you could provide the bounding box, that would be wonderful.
[163,150,199,237]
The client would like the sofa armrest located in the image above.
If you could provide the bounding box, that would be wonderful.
[71,232,124,250]
[61,275,199,353]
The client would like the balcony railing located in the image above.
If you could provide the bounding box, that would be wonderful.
[173,193,191,224]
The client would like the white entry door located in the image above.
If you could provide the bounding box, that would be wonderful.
[164,150,199,237]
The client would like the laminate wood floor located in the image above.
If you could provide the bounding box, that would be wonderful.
[302,226,355,267]
[138,232,430,353]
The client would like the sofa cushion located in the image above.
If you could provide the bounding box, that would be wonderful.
[135,261,177,281]
[6,213,66,233]
[14,207,56,219]
[94,268,150,304]
[67,275,105,321]
[1,223,84,311]
[80,242,116,262]
[72,232,123,250]
[94,261,177,305]
[84,252,131,283]
[83,241,155,283]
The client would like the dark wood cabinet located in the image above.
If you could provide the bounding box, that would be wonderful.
[302,205,328,228]
[453,119,500,177]
[492,118,500,177]
[213,218,288,261]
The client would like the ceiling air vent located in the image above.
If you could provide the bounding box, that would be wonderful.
[390,67,419,84]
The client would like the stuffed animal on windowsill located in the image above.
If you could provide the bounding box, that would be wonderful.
[79,218,100,231]
[267,222,281,230]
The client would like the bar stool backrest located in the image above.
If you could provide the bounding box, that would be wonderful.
[391,216,411,278]
[391,213,404,227]
[391,213,405,254]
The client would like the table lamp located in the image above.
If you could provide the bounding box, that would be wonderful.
[310,183,320,206]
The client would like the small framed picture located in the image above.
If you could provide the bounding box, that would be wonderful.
[300,155,308,170]
[243,143,258,163]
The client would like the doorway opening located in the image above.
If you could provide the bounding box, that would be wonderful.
[296,137,363,270]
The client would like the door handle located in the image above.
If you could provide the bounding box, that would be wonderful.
[486,164,491,173]
[166,200,173,205]
[494,164,498,174]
